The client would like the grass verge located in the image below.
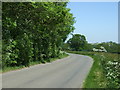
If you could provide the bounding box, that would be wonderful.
[1,53,69,73]
[67,51,119,88]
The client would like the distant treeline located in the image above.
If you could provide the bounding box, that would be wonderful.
[2,2,75,68]
[91,42,120,54]
[63,34,120,54]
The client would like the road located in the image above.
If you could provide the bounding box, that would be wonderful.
[2,53,93,88]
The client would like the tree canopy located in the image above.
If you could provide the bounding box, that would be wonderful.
[67,34,87,51]
[2,2,75,68]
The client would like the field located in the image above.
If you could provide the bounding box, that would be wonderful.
[68,51,120,88]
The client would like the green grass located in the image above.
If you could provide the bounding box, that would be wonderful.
[1,53,69,73]
[83,53,107,88]
[67,51,119,88]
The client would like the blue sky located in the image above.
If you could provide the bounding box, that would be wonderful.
[66,2,118,43]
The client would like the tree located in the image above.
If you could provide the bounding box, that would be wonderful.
[97,41,119,53]
[85,43,93,51]
[67,34,87,51]
[2,2,75,68]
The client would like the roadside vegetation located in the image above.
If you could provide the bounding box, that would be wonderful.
[1,2,120,88]
[2,2,75,72]
[63,34,120,54]
[67,51,120,88]
[2,52,68,73]
[66,34,120,88]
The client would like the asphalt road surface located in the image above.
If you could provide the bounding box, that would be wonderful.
[2,53,93,88]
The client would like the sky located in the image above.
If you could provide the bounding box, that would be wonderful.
[66,2,118,43]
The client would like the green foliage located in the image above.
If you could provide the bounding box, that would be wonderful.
[67,35,119,53]
[92,41,120,53]
[67,34,87,51]
[61,43,70,50]
[100,53,120,88]
[84,43,93,51]
[2,52,68,73]
[68,51,120,88]
[2,2,75,68]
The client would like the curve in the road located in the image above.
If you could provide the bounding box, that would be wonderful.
[2,53,93,88]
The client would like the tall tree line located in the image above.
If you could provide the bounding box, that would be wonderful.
[2,2,75,68]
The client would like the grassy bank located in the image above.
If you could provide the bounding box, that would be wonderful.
[67,51,120,88]
[1,53,69,73]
